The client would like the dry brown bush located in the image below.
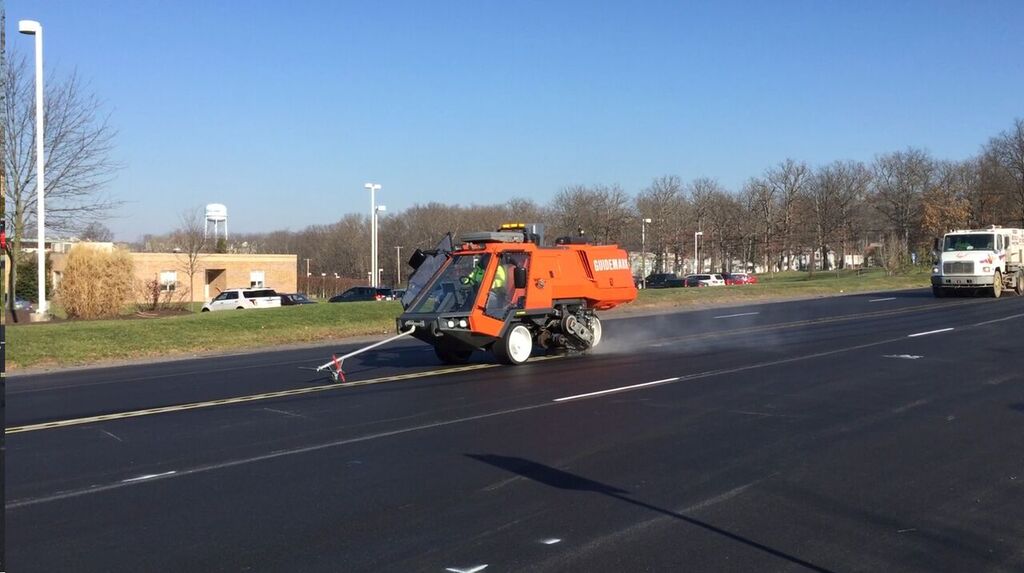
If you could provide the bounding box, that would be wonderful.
[57,246,136,319]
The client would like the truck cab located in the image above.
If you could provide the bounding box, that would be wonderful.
[931,226,1024,298]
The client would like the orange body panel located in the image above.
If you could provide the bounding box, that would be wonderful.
[458,241,637,337]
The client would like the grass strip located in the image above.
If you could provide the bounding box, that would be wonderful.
[7,269,930,370]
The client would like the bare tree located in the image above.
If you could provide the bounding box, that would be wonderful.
[986,118,1024,227]
[766,159,811,270]
[79,221,114,242]
[173,207,207,308]
[807,161,871,271]
[4,49,121,303]
[635,176,684,271]
[872,148,934,260]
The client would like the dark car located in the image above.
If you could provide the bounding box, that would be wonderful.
[644,273,685,288]
[280,293,316,305]
[329,287,393,303]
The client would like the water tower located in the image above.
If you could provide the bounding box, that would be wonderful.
[205,203,228,241]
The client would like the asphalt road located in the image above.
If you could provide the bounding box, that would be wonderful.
[5,290,1024,572]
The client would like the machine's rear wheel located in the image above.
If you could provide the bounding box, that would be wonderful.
[992,271,1002,298]
[589,315,603,348]
[434,345,472,365]
[494,324,533,365]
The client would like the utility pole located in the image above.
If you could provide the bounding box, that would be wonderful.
[395,246,402,286]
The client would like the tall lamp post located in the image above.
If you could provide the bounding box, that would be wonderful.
[364,183,382,287]
[19,20,48,319]
[640,218,651,289]
[395,245,402,286]
[694,231,703,274]
[375,205,386,286]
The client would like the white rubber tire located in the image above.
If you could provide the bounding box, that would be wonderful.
[589,315,603,349]
[496,324,533,365]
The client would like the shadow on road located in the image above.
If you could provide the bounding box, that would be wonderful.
[1009,403,1024,413]
[466,453,837,573]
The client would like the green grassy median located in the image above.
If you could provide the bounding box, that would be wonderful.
[7,268,930,370]
[7,301,402,370]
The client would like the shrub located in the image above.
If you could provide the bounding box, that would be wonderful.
[57,246,136,319]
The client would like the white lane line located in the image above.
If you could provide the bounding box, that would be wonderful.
[883,354,923,360]
[554,378,681,402]
[539,538,562,545]
[869,297,897,302]
[907,328,954,338]
[714,312,760,319]
[973,312,1024,327]
[445,566,488,573]
[121,471,176,483]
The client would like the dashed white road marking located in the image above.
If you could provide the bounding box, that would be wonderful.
[907,328,953,338]
[714,312,760,319]
[554,377,681,402]
[121,471,176,483]
[99,429,124,442]
[883,354,923,360]
[540,538,562,545]
[973,312,1024,327]
[445,565,488,573]
[869,297,897,302]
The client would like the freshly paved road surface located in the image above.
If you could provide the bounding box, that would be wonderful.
[6,290,1024,572]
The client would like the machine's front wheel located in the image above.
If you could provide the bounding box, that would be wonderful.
[494,324,533,365]
[434,345,472,365]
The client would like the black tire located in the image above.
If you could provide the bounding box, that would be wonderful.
[1015,271,1024,296]
[434,345,472,365]
[493,324,533,365]
[992,271,1002,298]
[932,287,945,298]
[236,306,246,310]
[201,308,210,312]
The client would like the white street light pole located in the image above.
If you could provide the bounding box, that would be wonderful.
[375,204,386,286]
[395,245,402,286]
[641,218,651,289]
[694,231,704,274]
[20,20,47,318]
[364,183,382,287]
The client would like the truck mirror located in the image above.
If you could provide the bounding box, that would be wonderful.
[514,266,528,289]
[933,238,940,251]
[408,249,427,270]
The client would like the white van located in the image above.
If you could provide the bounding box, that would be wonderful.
[201,288,281,312]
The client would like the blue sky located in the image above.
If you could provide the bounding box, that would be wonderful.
[8,1,1024,241]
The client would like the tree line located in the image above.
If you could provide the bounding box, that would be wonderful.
[132,118,1024,289]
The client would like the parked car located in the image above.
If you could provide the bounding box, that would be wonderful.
[722,272,758,285]
[201,288,281,312]
[328,287,393,303]
[4,295,33,311]
[685,274,726,287]
[643,273,685,288]
[280,292,316,306]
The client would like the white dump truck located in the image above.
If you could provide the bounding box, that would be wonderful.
[931,226,1024,298]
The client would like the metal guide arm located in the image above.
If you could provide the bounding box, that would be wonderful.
[313,326,418,383]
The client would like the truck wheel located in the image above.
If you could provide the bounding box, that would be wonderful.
[992,271,1002,298]
[589,315,603,349]
[434,345,472,365]
[494,324,533,365]
[1015,271,1024,296]
[932,287,945,298]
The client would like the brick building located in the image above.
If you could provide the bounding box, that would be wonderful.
[50,249,297,303]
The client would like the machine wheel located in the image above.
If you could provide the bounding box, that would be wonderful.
[434,345,472,365]
[992,271,1002,298]
[932,287,945,298]
[589,315,603,349]
[494,324,533,365]
[1015,271,1024,296]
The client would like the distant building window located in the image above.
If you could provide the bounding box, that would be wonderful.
[160,271,177,292]
[250,270,265,288]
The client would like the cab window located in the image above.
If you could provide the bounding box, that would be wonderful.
[484,251,531,320]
